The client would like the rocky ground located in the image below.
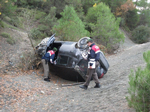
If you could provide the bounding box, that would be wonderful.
[0,28,150,112]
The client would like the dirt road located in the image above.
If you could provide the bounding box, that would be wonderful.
[0,28,150,112]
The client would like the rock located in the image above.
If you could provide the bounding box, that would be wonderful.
[40,91,45,94]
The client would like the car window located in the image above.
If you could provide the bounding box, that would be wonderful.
[57,55,69,65]
[68,58,73,67]
[78,59,88,74]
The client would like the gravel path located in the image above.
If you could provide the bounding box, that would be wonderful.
[0,29,150,112]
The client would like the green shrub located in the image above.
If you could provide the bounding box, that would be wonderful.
[0,20,4,28]
[29,28,46,40]
[0,32,11,38]
[3,16,11,22]
[34,10,46,20]
[38,25,49,32]
[2,21,18,30]
[10,17,20,27]
[127,50,150,112]
[0,32,15,45]
[131,25,150,44]
[6,37,16,45]
[2,16,20,27]
[37,25,49,35]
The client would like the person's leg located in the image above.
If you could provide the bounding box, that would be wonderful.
[79,69,95,89]
[93,72,100,84]
[92,61,100,88]
[85,68,90,80]
[84,69,95,86]
[42,59,49,79]
[92,61,100,84]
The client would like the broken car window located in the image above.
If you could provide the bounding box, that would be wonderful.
[57,55,69,65]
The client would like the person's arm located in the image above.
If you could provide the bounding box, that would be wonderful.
[92,45,100,61]
[50,54,55,63]
[95,52,100,61]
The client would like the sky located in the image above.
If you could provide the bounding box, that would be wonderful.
[132,0,150,11]
[132,0,150,3]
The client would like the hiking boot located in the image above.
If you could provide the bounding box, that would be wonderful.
[44,78,50,82]
[79,85,87,90]
[94,83,101,88]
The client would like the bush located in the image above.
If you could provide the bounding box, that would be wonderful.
[131,25,150,44]
[0,20,4,28]
[127,50,150,112]
[1,21,18,30]
[6,36,16,45]
[38,25,49,32]
[34,10,46,21]
[0,32,16,45]
[29,28,46,40]
[0,32,11,38]
[2,16,20,27]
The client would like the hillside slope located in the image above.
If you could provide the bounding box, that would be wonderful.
[0,28,149,112]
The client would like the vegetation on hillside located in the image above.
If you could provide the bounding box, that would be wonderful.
[0,0,150,50]
[86,3,124,52]
[53,6,89,41]
[127,50,150,111]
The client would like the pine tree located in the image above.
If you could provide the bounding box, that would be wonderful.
[86,3,124,51]
[39,7,57,36]
[126,9,139,30]
[135,0,150,26]
[53,6,89,41]
[127,50,150,112]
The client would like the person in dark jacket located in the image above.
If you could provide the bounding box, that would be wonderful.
[79,39,100,90]
[41,47,57,82]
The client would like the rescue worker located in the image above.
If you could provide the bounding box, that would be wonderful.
[79,39,100,90]
[41,47,57,82]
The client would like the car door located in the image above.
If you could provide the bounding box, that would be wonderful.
[36,34,55,57]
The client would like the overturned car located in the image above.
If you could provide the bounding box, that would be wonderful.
[36,34,109,82]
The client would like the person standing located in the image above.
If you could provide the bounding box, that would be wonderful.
[41,47,57,82]
[79,39,100,90]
